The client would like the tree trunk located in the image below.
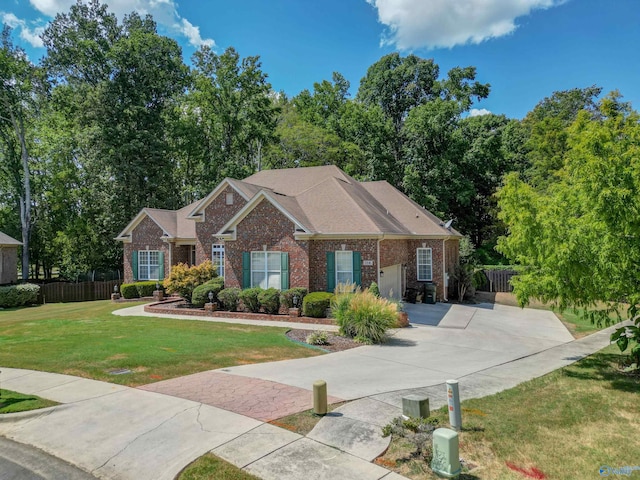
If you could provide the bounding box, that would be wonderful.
[11,110,31,282]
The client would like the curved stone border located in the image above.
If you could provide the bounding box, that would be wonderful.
[144,299,336,325]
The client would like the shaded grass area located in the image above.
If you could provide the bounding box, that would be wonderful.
[0,301,322,387]
[0,389,58,414]
[378,344,640,480]
[177,453,260,480]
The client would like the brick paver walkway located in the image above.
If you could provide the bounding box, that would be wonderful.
[138,371,344,422]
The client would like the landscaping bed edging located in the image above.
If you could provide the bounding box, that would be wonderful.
[144,298,336,325]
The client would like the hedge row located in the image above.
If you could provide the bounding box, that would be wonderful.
[0,283,40,308]
[120,281,164,299]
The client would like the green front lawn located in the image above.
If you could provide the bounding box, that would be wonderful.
[0,301,322,386]
[0,389,58,414]
[378,344,640,479]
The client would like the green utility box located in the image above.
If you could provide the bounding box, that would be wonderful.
[431,428,461,478]
[424,283,436,304]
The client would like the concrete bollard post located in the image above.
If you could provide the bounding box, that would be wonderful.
[446,379,462,431]
[313,380,327,416]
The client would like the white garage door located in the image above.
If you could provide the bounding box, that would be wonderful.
[380,263,402,299]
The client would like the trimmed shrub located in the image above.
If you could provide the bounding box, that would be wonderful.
[191,278,225,308]
[306,330,329,345]
[280,287,308,309]
[0,283,40,308]
[369,282,380,297]
[218,287,241,311]
[333,289,398,344]
[163,261,216,303]
[136,281,162,297]
[239,287,261,313]
[120,283,139,299]
[302,292,334,318]
[258,288,280,314]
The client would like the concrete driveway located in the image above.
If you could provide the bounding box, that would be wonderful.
[218,302,574,400]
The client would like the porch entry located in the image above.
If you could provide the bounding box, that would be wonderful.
[380,263,403,300]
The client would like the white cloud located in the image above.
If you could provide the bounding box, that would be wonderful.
[367,0,563,50]
[469,108,492,117]
[178,18,214,48]
[27,0,214,48]
[1,12,45,47]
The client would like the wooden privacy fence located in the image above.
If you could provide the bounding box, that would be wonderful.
[478,269,518,293]
[38,280,120,303]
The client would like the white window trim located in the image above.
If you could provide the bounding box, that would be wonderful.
[251,251,282,289]
[139,250,160,281]
[335,250,354,285]
[212,244,225,278]
[417,247,432,282]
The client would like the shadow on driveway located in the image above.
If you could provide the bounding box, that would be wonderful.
[404,302,452,326]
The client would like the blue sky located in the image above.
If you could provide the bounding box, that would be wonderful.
[3,0,638,118]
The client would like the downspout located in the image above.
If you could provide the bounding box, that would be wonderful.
[377,237,381,285]
[442,239,448,301]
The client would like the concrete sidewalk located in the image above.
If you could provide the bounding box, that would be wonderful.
[0,368,402,480]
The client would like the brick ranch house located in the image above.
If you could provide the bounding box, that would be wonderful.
[116,165,461,301]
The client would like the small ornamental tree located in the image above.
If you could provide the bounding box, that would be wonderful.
[163,260,216,303]
[497,94,640,369]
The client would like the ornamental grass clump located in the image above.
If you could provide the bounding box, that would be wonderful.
[333,286,398,344]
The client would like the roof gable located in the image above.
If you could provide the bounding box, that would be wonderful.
[187,178,253,221]
[0,231,21,246]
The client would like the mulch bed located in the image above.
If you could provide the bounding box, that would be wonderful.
[285,329,362,352]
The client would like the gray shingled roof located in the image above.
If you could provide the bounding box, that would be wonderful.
[0,231,22,246]
[118,166,460,241]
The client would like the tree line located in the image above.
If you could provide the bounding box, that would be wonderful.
[0,0,632,283]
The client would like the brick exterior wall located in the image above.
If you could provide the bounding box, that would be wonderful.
[380,239,409,268]
[195,185,246,265]
[123,216,170,283]
[0,246,19,285]
[308,239,378,292]
[224,200,310,290]
[405,239,444,301]
[172,244,193,266]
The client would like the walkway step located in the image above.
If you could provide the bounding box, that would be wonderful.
[139,371,343,422]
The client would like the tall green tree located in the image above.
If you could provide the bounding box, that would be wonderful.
[497,92,640,365]
[191,46,277,183]
[0,26,38,280]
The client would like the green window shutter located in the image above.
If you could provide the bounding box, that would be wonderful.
[353,251,362,286]
[280,252,289,290]
[242,252,251,289]
[158,251,165,280]
[132,250,138,281]
[326,251,335,292]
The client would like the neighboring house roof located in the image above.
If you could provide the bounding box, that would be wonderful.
[0,231,22,247]
[117,165,461,242]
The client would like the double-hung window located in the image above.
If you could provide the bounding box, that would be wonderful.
[139,250,160,281]
[212,244,225,278]
[251,251,282,289]
[335,251,354,285]
[416,248,432,281]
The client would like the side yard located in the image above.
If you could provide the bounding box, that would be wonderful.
[0,301,323,386]
[376,343,639,479]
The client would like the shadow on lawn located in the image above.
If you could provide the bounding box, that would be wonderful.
[561,352,640,393]
[0,396,39,409]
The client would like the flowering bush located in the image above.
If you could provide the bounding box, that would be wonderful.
[163,261,216,303]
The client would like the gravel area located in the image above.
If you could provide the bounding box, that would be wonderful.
[286,329,362,352]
